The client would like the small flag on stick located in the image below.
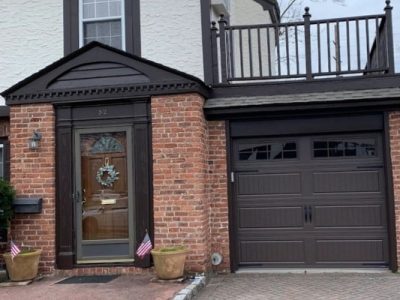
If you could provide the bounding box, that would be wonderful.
[10,241,21,260]
[136,232,152,259]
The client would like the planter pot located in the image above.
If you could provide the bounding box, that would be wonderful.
[3,249,42,281]
[151,246,188,280]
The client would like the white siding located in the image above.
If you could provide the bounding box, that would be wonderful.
[0,0,63,103]
[140,0,204,80]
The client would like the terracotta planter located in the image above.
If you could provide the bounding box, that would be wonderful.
[3,249,42,281]
[151,246,188,279]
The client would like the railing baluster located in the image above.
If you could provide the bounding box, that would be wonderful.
[248,28,254,77]
[375,17,380,69]
[366,18,370,70]
[327,22,331,73]
[257,28,262,77]
[295,25,300,75]
[276,25,281,76]
[266,26,272,76]
[317,22,321,74]
[285,25,290,75]
[239,29,244,78]
[335,21,341,73]
[218,15,228,83]
[229,28,234,79]
[303,7,312,80]
[356,19,361,70]
[346,19,351,71]
[385,0,395,74]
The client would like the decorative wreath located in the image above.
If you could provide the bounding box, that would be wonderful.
[96,164,119,187]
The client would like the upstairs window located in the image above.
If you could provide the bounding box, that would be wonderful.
[79,0,125,50]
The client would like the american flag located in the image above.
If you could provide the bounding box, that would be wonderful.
[136,232,152,259]
[10,241,21,260]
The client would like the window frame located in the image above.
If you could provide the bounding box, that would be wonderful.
[78,0,126,50]
[0,143,4,179]
[64,0,141,56]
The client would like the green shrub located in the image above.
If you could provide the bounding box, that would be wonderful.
[0,179,16,229]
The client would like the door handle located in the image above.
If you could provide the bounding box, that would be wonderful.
[74,191,81,203]
[308,205,313,223]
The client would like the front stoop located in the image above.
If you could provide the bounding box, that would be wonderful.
[173,275,207,300]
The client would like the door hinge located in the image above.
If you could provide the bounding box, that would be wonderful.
[230,172,235,183]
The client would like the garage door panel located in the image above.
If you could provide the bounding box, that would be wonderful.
[240,241,306,264]
[238,173,301,195]
[313,171,380,193]
[233,132,389,268]
[314,205,384,228]
[315,240,386,263]
[239,207,304,228]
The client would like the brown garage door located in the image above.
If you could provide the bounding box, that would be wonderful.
[233,132,389,268]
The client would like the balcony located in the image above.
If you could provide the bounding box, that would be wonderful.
[210,1,395,85]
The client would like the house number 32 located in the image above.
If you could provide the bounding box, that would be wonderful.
[98,109,108,116]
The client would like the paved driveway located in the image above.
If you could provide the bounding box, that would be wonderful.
[196,272,400,300]
[0,274,184,300]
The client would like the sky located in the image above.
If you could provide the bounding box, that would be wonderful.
[300,0,400,71]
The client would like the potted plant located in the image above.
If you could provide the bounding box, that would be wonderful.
[0,179,41,281]
[0,179,15,243]
[151,245,189,280]
[3,244,42,281]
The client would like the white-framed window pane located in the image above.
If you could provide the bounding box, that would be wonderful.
[96,2,109,18]
[83,20,122,49]
[83,3,95,18]
[109,0,121,16]
[82,0,122,20]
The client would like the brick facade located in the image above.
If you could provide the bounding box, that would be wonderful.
[389,111,400,268]
[208,121,230,272]
[151,94,230,273]
[152,93,211,272]
[9,104,56,274]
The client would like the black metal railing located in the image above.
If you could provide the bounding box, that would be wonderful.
[211,1,395,84]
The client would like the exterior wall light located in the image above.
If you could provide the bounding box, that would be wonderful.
[28,130,42,150]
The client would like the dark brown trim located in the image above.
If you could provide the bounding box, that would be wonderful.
[0,138,10,182]
[201,0,213,85]
[125,0,141,56]
[63,0,79,56]
[6,83,209,106]
[63,0,141,56]
[383,112,398,272]
[225,120,238,272]
[210,74,400,99]
[55,111,74,269]
[55,99,152,269]
[205,98,400,121]
[230,114,383,138]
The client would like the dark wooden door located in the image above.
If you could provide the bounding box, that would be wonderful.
[233,133,389,268]
[75,127,134,263]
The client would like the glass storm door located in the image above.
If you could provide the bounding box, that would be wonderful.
[75,127,134,263]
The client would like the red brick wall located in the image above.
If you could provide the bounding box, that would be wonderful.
[389,111,400,268]
[9,104,56,274]
[208,121,230,272]
[152,93,211,272]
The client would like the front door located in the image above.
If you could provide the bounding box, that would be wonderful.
[74,127,134,263]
